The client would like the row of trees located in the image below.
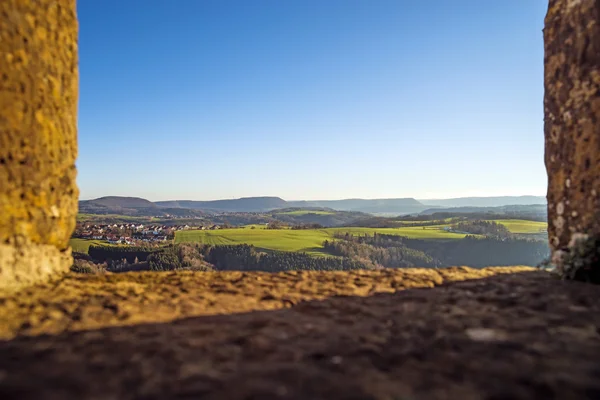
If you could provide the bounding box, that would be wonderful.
[290,223,325,230]
[88,245,159,263]
[265,221,325,230]
[453,220,511,237]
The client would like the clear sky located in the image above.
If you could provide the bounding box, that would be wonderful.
[77,0,548,201]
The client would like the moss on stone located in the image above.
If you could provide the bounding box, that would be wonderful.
[553,234,600,283]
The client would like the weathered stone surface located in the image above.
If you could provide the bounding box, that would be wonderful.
[2,270,600,400]
[544,0,600,271]
[1,2,600,397]
[0,0,79,291]
[0,266,532,340]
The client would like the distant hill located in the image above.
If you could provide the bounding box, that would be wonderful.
[155,197,289,212]
[347,204,548,228]
[419,196,546,208]
[270,207,369,227]
[419,204,547,221]
[82,196,156,209]
[79,196,206,218]
[156,197,426,214]
[288,198,427,215]
[79,195,548,217]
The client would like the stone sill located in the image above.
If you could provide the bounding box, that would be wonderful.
[0,266,532,340]
[2,267,600,399]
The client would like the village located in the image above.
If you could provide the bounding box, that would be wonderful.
[73,222,222,245]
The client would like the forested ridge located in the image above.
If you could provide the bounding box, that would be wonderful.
[325,232,549,269]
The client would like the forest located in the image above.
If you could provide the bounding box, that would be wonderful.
[326,233,549,269]
[453,220,511,237]
[78,243,366,273]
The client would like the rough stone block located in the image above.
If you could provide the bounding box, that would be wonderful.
[544,0,600,279]
[0,0,79,291]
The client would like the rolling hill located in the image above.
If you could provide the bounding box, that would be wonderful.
[156,197,428,214]
[174,225,470,256]
[418,204,547,220]
[79,195,548,217]
[81,196,156,209]
[287,198,427,214]
[269,207,368,226]
[418,196,546,207]
[79,196,207,217]
[155,197,289,212]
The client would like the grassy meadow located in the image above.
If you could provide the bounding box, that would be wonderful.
[493,219,547,234]
[175,228,331,255]
[69,238,108,253]
[72,217,547,256]
[175,225,468,256]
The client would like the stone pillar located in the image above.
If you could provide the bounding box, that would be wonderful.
[0,0,79,291]
[544,0,600,281]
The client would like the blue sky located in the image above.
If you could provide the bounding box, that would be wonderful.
[77,0,547,201]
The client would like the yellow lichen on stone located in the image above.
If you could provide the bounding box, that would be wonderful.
[0,0,79,292]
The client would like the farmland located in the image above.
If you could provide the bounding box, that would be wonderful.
[70,218,550,269]
[493,219,547,234]
[175,225,468,256]
[173,218,548,256]
[175,228,331,255]
[73,218,547,256]
[69,238,109,253]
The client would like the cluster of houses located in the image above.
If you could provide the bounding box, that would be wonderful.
[74,222,224,245]
[74,223,189,245]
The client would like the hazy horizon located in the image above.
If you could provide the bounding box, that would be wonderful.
[80,193,547,203]
[78,0,547,200]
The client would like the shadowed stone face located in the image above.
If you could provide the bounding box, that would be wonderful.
[544,0,600,269]
[0,0,78,291]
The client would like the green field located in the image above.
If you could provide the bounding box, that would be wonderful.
[176,229,331,255]
[493,219,547,234]
[69,238,108,253]
[276,210,335,216]
[175,225,468,256]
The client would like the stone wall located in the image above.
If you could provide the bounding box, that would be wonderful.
[0,0,79,291]
[544,0,600,278]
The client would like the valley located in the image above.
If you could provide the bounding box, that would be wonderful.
[70,198,550,274]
